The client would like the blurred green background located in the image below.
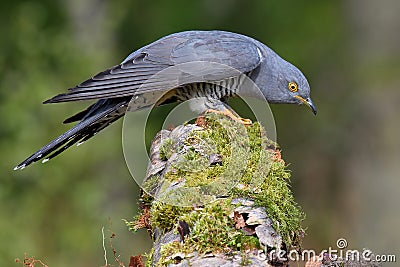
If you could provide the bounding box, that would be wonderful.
[1,0,399,266]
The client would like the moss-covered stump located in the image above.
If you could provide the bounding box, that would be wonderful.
[129,114,305,266]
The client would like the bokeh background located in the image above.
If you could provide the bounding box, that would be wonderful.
[1,0,399,266]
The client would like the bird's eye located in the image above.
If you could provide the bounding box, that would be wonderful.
[288,82,298,92]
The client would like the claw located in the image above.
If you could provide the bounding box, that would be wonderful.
[205,109,252,126]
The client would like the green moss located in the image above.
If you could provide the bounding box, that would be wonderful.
[226,120,304,247]
[158,241,187,266]
[161,114,250,200]
[162,116,233,188]
[150,201,192,231]
[240,252,252,266]
[156,199,260,266]
[254,161,305,247]
[182,199,235,253]
[140,191,155,206]
[123,217,139,233]
[145,248,154,267]
[159,138,175,160]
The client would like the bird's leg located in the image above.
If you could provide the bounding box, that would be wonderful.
[194,97,252,125]
[205,108,252,125]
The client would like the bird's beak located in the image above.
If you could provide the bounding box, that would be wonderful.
[294,95,317,115]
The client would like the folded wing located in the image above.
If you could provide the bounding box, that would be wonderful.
[44,32,262,103]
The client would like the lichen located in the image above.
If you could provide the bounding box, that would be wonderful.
[142,174,161,196]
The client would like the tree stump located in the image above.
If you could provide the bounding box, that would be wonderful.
[132,114,305,266]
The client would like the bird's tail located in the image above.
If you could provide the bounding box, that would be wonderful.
[14,98,129,170]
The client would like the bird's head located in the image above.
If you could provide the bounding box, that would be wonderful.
[258,48,316,115]
[277,61,316,115]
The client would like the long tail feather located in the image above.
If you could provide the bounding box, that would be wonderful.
[14,99,129,170]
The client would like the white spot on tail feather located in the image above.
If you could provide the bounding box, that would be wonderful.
[14,164,25,171]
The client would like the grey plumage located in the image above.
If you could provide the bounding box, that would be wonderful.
[15,30,315,170]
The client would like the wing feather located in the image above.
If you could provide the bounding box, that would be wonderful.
[44,31,262,103]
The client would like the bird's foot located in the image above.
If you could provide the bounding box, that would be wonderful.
[205,109,252,126]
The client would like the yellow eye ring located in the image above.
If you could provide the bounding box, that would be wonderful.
[288,82,298,92]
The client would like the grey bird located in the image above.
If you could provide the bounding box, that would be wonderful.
[14,30,316,170]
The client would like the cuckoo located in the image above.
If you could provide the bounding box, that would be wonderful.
[14,30,316,170]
